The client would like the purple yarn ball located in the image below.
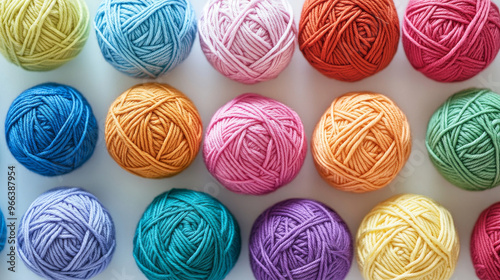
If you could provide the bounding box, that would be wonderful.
[249,199,353,280]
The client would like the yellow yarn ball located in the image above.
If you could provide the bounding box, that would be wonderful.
[0,0,89,71]
[356,194,460,280]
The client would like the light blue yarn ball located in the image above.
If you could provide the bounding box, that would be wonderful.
[94,0,197,78]
[5,83,98,176]
[133,188,241,280]
[18,187,116,280]
[0,208,6,252]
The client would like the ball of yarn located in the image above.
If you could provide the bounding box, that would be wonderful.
[203,93,307,195]
[199,0,296,84]
[0,0,89,71]
[357,194,460,280]
[403,0,500,82]
[471,202,500,279]
[105,83,202,178]
[5,83,98,176]
[18,187,116,280]
[94,0,197,78]
[133,188,241,280]
[249,199,353,280]
[426,88,500,191]
[0,208,6,252]
[312,92,411,193]
[298,0,399,82]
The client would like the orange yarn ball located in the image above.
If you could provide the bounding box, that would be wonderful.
[298,0,400,82]
[105,83,202,178]
[312,92,411,193]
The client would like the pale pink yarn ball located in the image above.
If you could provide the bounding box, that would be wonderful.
[198,0,296,84]
[203,94,307,195]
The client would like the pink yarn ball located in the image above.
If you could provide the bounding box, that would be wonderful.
[198,0,296,84]
[403,0,500,82]
[203,94,307,195]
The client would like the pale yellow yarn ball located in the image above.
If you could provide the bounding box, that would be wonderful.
[356,194,460,280]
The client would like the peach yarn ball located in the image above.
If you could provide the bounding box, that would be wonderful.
[105,83,202,178]
[312,92,411,193]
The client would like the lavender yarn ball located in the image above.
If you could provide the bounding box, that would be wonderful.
[249,199,353,280]
[18,188,116,280]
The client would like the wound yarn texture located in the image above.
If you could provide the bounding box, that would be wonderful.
[95,0,197,78]
[249,198,353,280]
[199,0,296,84]
[357,194,460,280]
[403,0,500,82]
[133,188,241,280]
[0,208,5,252]
[426,88,500,191]
[312,92,411,193]
[299,0,400,82]
[105,83,202,178]
[5,83,98,176]
[471,202,500,280]
[0,0,90,71]
[18,187,116,280]
[203,93,307,195]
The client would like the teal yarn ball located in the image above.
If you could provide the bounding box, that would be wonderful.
[0,208,6,252]
[427,88,500,191]
[94,0,197,78]
[133,188,241,280]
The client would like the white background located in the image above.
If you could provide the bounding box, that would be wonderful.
[0,0,499,279]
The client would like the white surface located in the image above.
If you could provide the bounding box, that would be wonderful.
[0,0,499,279]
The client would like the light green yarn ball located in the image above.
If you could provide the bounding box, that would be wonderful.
[426,88,500,191]
[0,0,89,71]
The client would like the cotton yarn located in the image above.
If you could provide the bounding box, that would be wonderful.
[249,199,353,280]
[0,208,6,252]
[403,0,500,82]
[427,88,500,191]
[5,83,98,176]
[18,187,116,280]
[203,93,307,195]
[199,0,296,84]
[312,92,411,193]
[298,0,400,82]
[133,188,241,280]
[471,202,500,279]
[357,194,460,280]
[0,0,89,71]
[95,0,197,78]
[105,83,202,178]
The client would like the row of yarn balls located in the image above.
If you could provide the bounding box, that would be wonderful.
[0,0,499,83]
[6,83,500,193]
[1,186,500,280]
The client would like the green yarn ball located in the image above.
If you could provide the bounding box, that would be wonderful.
[426,88,500,191]
[133,188,241,280]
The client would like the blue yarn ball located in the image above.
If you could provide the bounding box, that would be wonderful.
[18,187,116,280]
[133,188,241,280]
[0,208,6,252]
[94,0,197,78]
[5,83,98,176]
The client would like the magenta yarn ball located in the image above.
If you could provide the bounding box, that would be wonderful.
[203,93,306,195]
[198,0,296,84]
[403,0,500,82]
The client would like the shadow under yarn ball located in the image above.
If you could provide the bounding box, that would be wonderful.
[312,92,411,193]
[249,199,353,280]
[105,83,202,178]
[298,0,400,82]
[0,0,89,71]
[199,0,297,84]
[471,202,500,280]
[427,88,500,191]
[357,194,460,280]
[5,83,98,176]
[18,187,116,280]
[203,93,307,195]
[403,0,500,82]
[94,0,197,78]
[133,188,241,280]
